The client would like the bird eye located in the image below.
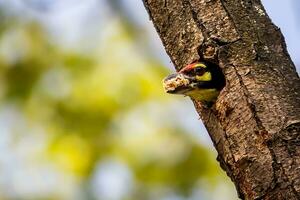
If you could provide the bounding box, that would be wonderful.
[194,67,205,75]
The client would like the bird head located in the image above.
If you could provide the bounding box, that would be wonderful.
[163,62,224,102]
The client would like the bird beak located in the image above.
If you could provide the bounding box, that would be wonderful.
[163,73,195,94]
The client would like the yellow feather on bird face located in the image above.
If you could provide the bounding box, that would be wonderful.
[196,71,212,81]
[185,88,219,102]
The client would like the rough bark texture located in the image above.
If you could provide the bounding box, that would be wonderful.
[142,0,300,199]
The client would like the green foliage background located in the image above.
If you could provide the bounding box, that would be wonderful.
[0,2,236,200]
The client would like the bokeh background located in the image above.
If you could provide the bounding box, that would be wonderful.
[0,1,299,200]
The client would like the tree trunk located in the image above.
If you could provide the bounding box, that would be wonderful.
[142,0,300,199]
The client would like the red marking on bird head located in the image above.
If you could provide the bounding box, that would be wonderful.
[179,62,198,73]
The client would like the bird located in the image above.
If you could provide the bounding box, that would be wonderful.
[163,62,225,105]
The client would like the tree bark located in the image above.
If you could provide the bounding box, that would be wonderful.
[142,0,300,199]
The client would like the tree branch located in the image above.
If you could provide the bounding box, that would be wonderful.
[142,0,300,199]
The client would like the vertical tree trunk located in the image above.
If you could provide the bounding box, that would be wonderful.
[142,0,300,199]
